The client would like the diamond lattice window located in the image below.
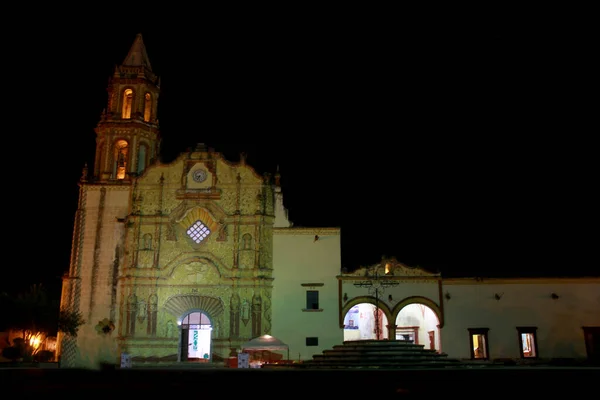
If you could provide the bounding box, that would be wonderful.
[187,220,211,244]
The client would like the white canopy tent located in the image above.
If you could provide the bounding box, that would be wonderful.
[241,334,289,360]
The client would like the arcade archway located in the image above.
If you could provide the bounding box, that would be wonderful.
[343,302,390,341]
[394,301,441,352]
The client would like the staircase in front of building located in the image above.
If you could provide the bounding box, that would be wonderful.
[265,339,463,369]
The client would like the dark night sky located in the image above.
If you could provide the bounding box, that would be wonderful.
[4,16,596,297]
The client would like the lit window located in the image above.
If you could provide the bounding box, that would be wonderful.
[517,327,538,358]
[115,140,128,180]
[187,220,211,243]
[144,93,152,122]
[122,89,133,119]
[468,328,489,360]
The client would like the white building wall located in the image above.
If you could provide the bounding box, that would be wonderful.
[272,228,343,361]
[441,278,600,360]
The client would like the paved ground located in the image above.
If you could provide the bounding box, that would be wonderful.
[1,366,599,397]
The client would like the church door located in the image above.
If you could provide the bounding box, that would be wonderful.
[180,311,212,362]
[180,328,189,361]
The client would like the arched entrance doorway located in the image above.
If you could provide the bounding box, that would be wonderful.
[179,311,212,362]
[395,303,441,352]
[343,303,389,341]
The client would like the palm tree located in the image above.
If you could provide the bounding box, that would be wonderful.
[1,284,84,360]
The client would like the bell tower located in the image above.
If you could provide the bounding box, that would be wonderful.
[92,33,161,181]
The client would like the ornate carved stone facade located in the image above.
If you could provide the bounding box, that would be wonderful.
[116,150,277,362]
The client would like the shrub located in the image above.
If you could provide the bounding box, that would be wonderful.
[2,346,22,362]
[35,350,55,362]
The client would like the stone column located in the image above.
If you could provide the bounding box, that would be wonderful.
[387,324,397,340]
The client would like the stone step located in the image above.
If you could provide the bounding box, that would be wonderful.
[328,347,438,353]
[343,340,419,345]
[297,360,462,368]
[321,349,445,357]
[330,348,430,354]
[312,354,447,361]
[265,339,465,369]
[337,341,425,349]
[308,359,461,364]
[334,344,425,350]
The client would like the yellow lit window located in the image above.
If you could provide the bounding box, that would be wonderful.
[122,89,133,119]
[472,334,487,359]
[517,327,538,358]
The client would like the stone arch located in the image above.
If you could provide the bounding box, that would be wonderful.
[242,233,252,250]
[180,308,215,326]
[392,296,443,328]
[113,139,129,180]
[177,207,220,234]
[178,309,217,362]
[162,255,227,281]
[163,294,224,319]
[142,233,152,249]
[341,295,393,329]
[143,92,152,122]
[121,87,134,119]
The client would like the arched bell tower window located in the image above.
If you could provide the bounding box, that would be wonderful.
[122,89,134,119]
[114,140,129,180]
[143,93,152,122]
[137,143,148,175]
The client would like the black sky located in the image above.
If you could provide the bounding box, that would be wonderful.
[5,16,596,296]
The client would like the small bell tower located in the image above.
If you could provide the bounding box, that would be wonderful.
[92,33,161,181]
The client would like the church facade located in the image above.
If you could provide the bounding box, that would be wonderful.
[57,34,599,368]
[57,34,342,368]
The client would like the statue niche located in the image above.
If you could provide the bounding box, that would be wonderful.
[241,299,250,326]
[230,294,240,337]
[147,294,158,336]
[252,294,262,338]
[126,294,137,336]
[165,320,176,338]
[239,233,255,269]
[142,233,153,249]
[136,233,154,268]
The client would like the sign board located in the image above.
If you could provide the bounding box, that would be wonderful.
[237,352,249,368]
[188,328,211,359]
[120,353,132,368]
